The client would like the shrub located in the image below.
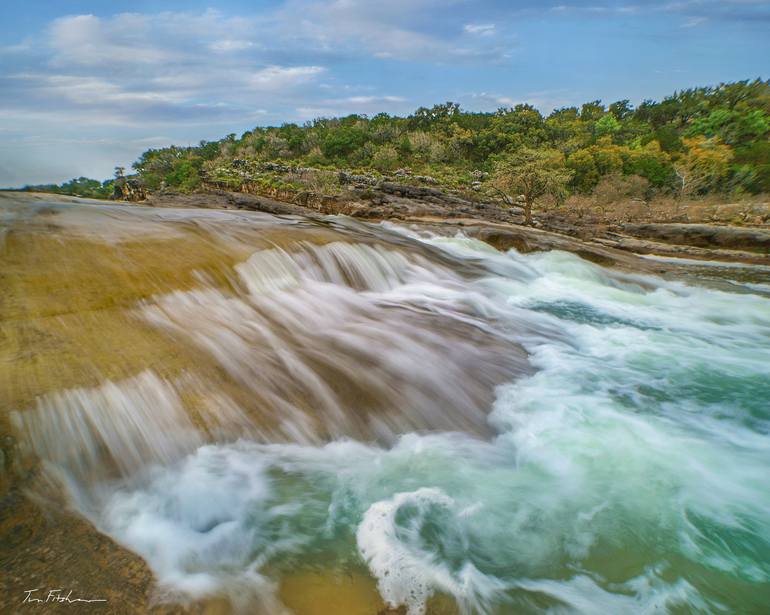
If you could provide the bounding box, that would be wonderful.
[372,146,400,172]
[592,174,650,204]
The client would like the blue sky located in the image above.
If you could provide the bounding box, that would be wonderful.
[1,1,768,186]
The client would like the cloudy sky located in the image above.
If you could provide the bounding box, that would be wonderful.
[1,0,768,186]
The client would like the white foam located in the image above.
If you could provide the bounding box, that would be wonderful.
[514,568,712,614]
[356,488,504,615]
[99,444,288,612]
[11,371,203,486]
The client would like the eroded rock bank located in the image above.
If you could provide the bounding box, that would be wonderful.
[617,223,770,252]
[143,187,770,268]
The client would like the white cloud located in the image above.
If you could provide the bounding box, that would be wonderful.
[464,24,496,36]
[2,6,441,184]
[338,95,407,104]
[2,7,331,132]
[210,40,255,52]
[470,92,516,108]
[37,74,184,105]
[4,3,516,138]
[49,14,173,66]
[248,66,325,90]
[294,95,410,120]
[467,90,573,113]
[269,0,510,61]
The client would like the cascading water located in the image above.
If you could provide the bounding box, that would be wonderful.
[3,193,770,614]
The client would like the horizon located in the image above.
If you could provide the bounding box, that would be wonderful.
[2,1,769,187]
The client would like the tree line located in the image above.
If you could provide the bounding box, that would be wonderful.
[25,80,770,207]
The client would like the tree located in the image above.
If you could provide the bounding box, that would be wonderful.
[409,102,461,129]
[320,126,367,159]
[590,140,625,175]
[624,141,675,188]
[595,114,621,137]
[675,137,734,196]
[493,148,573,225]
[686,108,769,145]
[567,149,600,193]
[609,100,633,120]
[580,100,606,122]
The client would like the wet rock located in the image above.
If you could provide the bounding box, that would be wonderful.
[474,229,533,253]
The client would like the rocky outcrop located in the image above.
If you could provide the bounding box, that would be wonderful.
[593,234,770,265]
[195,176,525,225]
[619,223,770,253]
[112,177,147,202]
[338,171,379,187]
[144,182,769,266]
[401,218,671,274]
[112,178,147,201]
[144,190,310,216]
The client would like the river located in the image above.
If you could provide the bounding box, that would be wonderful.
[2,193,769,614]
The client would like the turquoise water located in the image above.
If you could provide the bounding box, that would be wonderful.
[12,205,770,614]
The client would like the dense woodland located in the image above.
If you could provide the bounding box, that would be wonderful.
[23,80,770,206]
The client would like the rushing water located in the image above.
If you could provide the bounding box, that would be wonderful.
[3,193,770,614]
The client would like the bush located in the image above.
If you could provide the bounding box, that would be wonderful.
[567,150,600,193]
[372,145,400,172]
[592,174,650,204]
[321,127,367,160]
[164,159,202,191]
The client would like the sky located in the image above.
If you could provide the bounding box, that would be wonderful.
[0,1,768,187]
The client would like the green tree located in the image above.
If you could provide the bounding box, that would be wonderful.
[686,108,769,145]
[590,140,625,175]
[609,100,633,120]
[675,137,734,196]
[595,114,621,137]
[624,141,675,189]
[580,100,606,122]
[733,140,770,193]
[321,126,367,159]
[493,148,572,225]
[567,149,600,193]
[164,158,202,191]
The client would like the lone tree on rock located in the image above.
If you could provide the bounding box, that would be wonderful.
[493,148,572,225]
